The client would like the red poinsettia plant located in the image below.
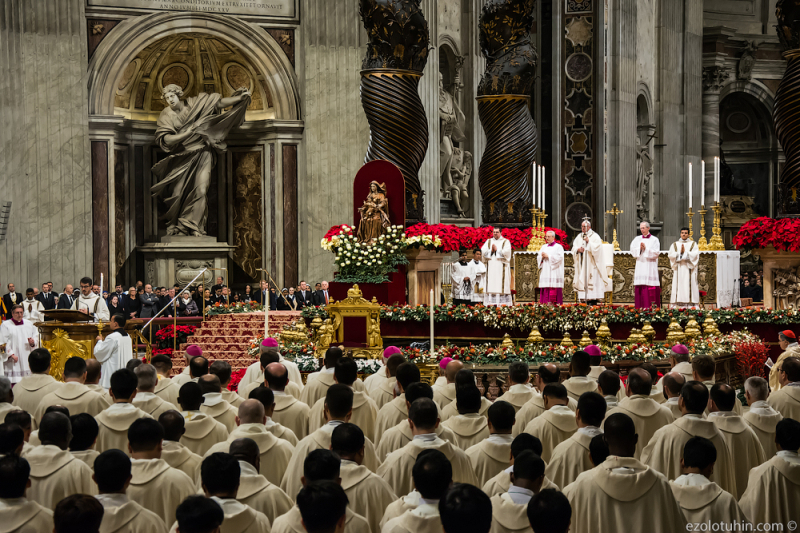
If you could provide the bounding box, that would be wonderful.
[404,223,569,252]
[228,368,246,392]
[734,339,770,379]
[733,217,800,252]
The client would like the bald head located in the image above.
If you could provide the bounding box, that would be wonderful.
[198,374,222,395]
[237,399,266,424]
[85,359,102,385]
[265,362,289,390]
[229,437,260,471]
[603,413,638,458]
[445,360,464,383]
[662,372,685,399]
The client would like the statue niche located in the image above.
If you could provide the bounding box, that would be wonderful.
[439,70,472,218]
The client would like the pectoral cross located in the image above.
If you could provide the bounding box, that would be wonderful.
[605,203,623,251]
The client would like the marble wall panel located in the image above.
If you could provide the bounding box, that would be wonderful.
[232,150,264,282]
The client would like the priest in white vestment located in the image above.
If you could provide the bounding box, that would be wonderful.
[668,227,700,308]
[480,228,513,306]
[470,249,487,303]
[546,392,605,488]
[0,305,38,383]
[451,250,475,306]
[537,231,564,304]
[94,314,135,390]
[630,221,661,308]
[21,290,45,323]
[489,450,543,533]
[742,376,783,458]
[70,277,110,321]
[571,220,612,302]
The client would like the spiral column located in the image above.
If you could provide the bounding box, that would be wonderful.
[774,53,800,213]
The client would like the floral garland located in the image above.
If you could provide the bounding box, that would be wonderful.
[205,301,265,316]
[401,330,762,366]
[301,302,800,330]
[321,224,412,284]
[245,335,384,375]
[733,216,800,252]
[405,223,570,252]
[154,325,197,350]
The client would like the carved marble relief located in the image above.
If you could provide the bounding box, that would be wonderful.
[232,151,264,281]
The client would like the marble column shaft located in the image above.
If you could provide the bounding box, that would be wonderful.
[418,0,440,224]
[701,89,721,227]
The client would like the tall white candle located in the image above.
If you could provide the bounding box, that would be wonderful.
[701,160,705,207]
[533,164,538,208]
[688,162,692,209]
[714,157,720,203]
[429,289,435,354]
[265,295,269,337]
[540,166,545,213]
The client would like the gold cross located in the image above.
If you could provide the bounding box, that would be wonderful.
[605,203,623,218]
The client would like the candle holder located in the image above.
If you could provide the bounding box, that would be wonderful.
[709,201,725,251]
[527,208,541,251]
[605,203,623,251]
[697,205,709,251]
[685,207,694,240]
[537,210,547,244]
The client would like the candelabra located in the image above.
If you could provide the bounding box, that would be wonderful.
[685,207,694,241]
[537,209,547,242]
[709,201,725,251]
[527,207,546,251]
[697,205,709,251]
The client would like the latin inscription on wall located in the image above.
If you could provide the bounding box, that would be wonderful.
[87,0,297,18]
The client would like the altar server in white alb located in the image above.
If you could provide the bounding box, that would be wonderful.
[0,305,39,383]
[22,288,45,323]
[668,227,700,308]
[572,219,612,302]
[538,230,565,304]
[481,227,513,306]
[451,249,475,306]
[470,249,487,303]
[71,276,110,321]
[631,221,661,309]
[94,314,134,390]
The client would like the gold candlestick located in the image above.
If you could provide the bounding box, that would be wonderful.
[709,201,725,251]
[686,207,694,240]
[527,208,541,251]
[538,210,547,244]
[697,205,709,251]
[605,203,623,251]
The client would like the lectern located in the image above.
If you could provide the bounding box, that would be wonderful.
[36,310,111,381]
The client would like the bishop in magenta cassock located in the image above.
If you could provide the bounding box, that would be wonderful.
[537,231,564,305]
[630,221,661,308]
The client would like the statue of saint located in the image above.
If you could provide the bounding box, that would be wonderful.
[151,84,252,237]
[439,72,466,196]
[446,148,473,218]
[356,181,391,242]
[636,136,654,222]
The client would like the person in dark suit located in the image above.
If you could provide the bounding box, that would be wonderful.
[124,286,140,318]
[2,283,23,319]
[276,288,299,311]
[36,282,56,310]
[56,284,76,310]
[139,284,159,318]
[252,280,269,306]
[296,281,313,308]
[210,276,224,295]
[312,280,331,307]
[216,287,231,306]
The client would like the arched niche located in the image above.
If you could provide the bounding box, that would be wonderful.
[636,84,655,223]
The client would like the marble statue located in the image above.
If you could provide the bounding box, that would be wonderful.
[439,72,466,197]
[445,147,473,218]
[738,41,758,81]
[636,136,654,222]
[356,181,391,243]
[151,84,251,237]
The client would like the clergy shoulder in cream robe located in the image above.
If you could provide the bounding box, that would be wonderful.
[380,491,422,529]
[281,422,381,499]
[562,456,687,533]
[440,413,490,450]
[374,395,411,443]
[482,466,559,498]
[640,415,737,495]
[0,318,38,383]
[238,357,304,396]
[522,405,577,462]
[439,396,492,422]
[708,411,767,499]
[376,419,457,460]
[742,401,783,458]
[221,388,244,408]
[431,382,456,410]
[370,376,398,410]
[133,392,179,420]
[179,410,229,456]
[95,403,154,454]
[154,377,181,406]
[301,370,365,407]
[308,390,379,437]
[668,238,700,306]
[271,392,311,440]
[562,376,600,402]
[236,460,294,525]
[377,436,478,497]
[95,493,168,533]
[239,379,303,403]
[363,365,388,396]
[21,298,45,322]
[93,330,134,390]
[200,394,239,433]
[70,292,110,321]
[767,385,800,420]
[71,449,100,469]
[0,496,54,532]
[571,229,612,301]
[33,382,109,423]
[25,444,96,509]
[545,428,598,489]
[481,235,513,306]
[489,492,534,533]
[204,423,295,486]
[170,367,193,388]
[738,452,800,525]
[668,473,748,526]
[168,497,270,533]
[273,506,370,533]
[128,458,195,526]
[340,459,397,533]
[161,439,202,480]
[604,395,674,459]
[512,394,577,437]
[11,373,61,416]
[466,434,513,487]
[770,345,800,391]
[382,502,443,533]
[499,384,534,412]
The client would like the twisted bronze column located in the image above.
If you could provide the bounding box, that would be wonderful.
[775,0,800,214]
[477,0,538,225]
[359,0,430,224]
